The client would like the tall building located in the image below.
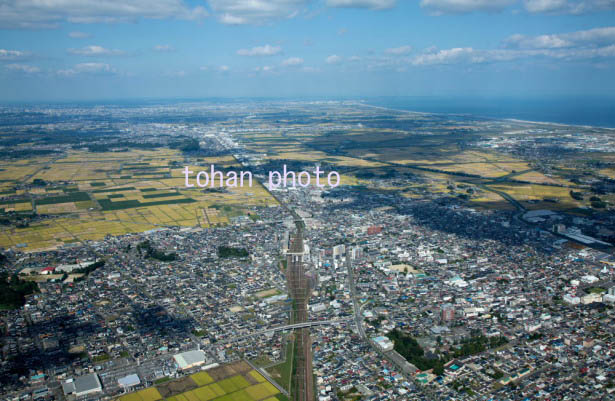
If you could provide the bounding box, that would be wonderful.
[441,303,455,322]
[367,225,382,235]
[332,244,345,258]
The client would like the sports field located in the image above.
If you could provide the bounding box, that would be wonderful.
[117,361,288,401]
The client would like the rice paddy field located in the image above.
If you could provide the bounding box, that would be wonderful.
[116,361,288,401]
[237,125,579,211]
[0,149,278,252]
[487,183,584,210]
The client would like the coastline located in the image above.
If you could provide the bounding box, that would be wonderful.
[359,101,615,131]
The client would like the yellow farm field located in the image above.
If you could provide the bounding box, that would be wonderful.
[434,162,531,178]
[118,364,282,401]
[514,171,572,185]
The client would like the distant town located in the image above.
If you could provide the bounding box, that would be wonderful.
[1,100,615,401]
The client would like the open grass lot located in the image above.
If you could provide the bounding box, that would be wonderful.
[255,289,280,299]
[265,340,294,393]
[119,361,285,401]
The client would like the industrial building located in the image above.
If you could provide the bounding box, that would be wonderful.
[62,373,102,397]
[173,349,207,370]
[118,373,141,389]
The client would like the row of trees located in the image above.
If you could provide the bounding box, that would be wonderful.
[570,191,607,208]
[137,240,178,262]
[0,272,39,309]
[217,246,249,258]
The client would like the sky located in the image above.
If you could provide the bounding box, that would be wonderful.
[0,0,614,101]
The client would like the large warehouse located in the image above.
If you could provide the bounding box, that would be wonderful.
[62,373,102,397]
[173,349,207,370]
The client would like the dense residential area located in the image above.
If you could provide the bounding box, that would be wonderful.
[1,101,615,401]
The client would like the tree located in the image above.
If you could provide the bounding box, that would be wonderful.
[0,273,39,309]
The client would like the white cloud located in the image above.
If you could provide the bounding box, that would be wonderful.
[218,65,230,72]
[208,0,306,25]
[504,33,570,49]
[384,45,412,55]
[255,65,275,72]
[325,0,396,9]
[504,27,615,49]
[302,66,320,72]
[420,0,515,14]
[524,0,615,14]
[58,62,116,76]
[154,44,175,52]
[411,47,479,65]
[237,44,282,56]
[0,49,28,60]
[5,63,40,73]
[325,54,342,64]
[523,0,568,12]
[281,57,304,66]
[68,31,91,38]
[0,0,208,29]
[411,37,615,67]
[68,45,125,56]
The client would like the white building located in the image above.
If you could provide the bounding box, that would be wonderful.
[581,293,603,305]
[62,373,102,397]
[581,275,599,284]
[118,373,140,388]
[524,322,542,333]
[603,294,615,304]
[173,350,207,370]
[563,294,580,305]
[372,336,394,352]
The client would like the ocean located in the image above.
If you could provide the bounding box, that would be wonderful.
[366,96,615,129]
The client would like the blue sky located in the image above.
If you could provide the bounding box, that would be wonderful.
[0,0,614,101]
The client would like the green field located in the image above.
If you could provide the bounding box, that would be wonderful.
[118,361,285,401]
[265,341,295,393]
